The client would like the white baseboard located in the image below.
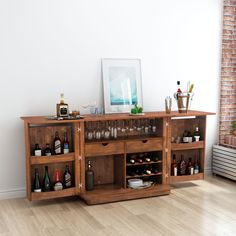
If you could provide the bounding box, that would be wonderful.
[0,188,26,200]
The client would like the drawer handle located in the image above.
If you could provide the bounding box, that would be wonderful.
[102,143,109,146]
[142,140,148,143]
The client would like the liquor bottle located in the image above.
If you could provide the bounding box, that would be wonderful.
[187,158,194,175]
[56,93,69,117]
[53,170,63,191]
[63,132,69,154]
[171,154,178,176]
[44,143,52,156]
[42,166,51,192]
[194,157,200,174]
[86,160,94,191]
[182,130,189,143]
[63,165,72,188]
[129,155,136,164]
[143,165,152,175]
[33,168,42,192]
[34,143,42,156]
[193,127,200,142]
[179,155,186,175]
[53,131,62,155]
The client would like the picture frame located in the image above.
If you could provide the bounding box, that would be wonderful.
[102,58,143,114]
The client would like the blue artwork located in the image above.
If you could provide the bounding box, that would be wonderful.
[109,66,138,106]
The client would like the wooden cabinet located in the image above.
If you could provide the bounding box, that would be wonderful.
[21,111,213,204]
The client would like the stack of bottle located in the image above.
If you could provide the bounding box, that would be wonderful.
[33,131,70,156]
[33,165,72,192]
[171,154,200,176]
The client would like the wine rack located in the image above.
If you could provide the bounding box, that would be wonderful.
[22,111,213,204]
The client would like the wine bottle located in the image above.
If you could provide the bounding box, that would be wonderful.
[129,155,136,164]
[33,168,42,192]
[44,143,52,156]
[54,131,62,155]
[179,155,186,175]
[34,143,42,156]
[86,160,94,191]
[43,166,51,192]
[54,170,63,191]
[63,132,69,154]
[187,158,194,175]
[143,165,152,175]
[63,165,72,188]
[56,93,69,117]
[194,127,200,142]
[194,157,200,174]
[152,155,159,162]
[171,154,178,176]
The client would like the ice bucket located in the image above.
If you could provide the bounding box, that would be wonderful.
[174,92,193,113]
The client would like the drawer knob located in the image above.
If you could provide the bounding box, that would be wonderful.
[142,140,148,143]
[102,143,109,146]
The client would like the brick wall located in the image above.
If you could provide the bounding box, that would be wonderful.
[219,0,236,145]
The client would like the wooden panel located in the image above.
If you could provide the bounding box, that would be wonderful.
[170,173,203,183]
[171,141,204,151]
[31,153,75,165]
[79,184,170,205]
[126,138,162,153]
[85,142,125,156]
[31,187,76,201]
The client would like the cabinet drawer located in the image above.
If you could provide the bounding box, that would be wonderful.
[126,138,162,153]
[85,142,125,156]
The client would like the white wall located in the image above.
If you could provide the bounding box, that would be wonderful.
[0,0,223,198]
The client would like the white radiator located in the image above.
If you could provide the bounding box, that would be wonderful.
[212,144,236,181]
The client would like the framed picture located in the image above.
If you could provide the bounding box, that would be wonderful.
[102,58,143,114]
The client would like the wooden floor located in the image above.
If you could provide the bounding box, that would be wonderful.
[1,175,236,236]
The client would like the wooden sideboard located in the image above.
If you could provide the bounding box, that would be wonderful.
[21,110,214,204]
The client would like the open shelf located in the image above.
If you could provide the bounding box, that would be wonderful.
[79,183,170,205]
[171,141,204,151]
[126,172,162,179]
[30,153,75,165]
[31,187,76,201]
[170,173,204,184]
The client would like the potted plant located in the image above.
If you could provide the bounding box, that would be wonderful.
[232,121,236,136]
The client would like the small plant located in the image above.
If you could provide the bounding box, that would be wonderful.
[131,104,143,114]
[232,121,236,136]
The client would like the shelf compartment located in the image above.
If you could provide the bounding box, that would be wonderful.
[30,153,75,165]
[79,183,170,205]
[171,141,204,151]
[170,173,204,183]
[85,142,125,157]
[126,172,162,179]
[31,187,76,201]
[126,138,163,153]
[126,160,162,166]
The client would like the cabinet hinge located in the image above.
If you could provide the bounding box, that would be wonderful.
[165,174,169,178]
[78,155,82,161]
[79,183,83,188]
[77,128,81,132]
[166,122,169,126]
[165,148,168,153]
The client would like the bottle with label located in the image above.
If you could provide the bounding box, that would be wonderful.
[54,131,62,155]
[54,170,63,191]
[34,143,42,156]
[182,130,189,143]
[42,166,51,192]
[187,158,194,175]
[86,160,94,191]
[56,93,69,117]
[63,132,69,154]
[179,155,186,175]
[171,154,178,176]
[44,143,52,156]
[194,157,200,174]
[63,165,72,188]
[33,168,42,192]
[194,127,200,142]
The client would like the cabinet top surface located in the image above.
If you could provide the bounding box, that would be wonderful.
[21,110,215,124]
